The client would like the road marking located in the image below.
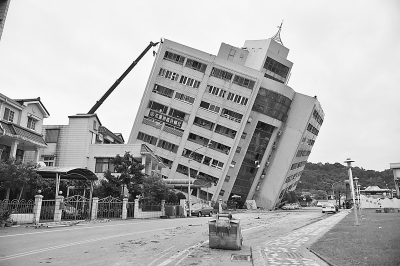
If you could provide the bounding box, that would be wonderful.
[157,241,207,266]
[0,226,177,262]
[0,219,181,238]
[147,246,175,266]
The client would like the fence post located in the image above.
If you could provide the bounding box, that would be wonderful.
[33,195,43,224]
[54,196,64,222]
[161,200,165,216]
[180,199,187,217]
[122,198,128,220]
[134,199,139,218]
[91,197,99,220]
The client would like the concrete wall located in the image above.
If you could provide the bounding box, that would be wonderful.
[360,194,400,209]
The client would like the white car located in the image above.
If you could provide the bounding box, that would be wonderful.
[322,203,337,213]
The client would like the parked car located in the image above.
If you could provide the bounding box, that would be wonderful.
[322,203,337,214]
[189,205,214,217]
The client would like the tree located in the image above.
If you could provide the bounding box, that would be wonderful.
[0,158,46,200]
[142,175,169,203]
[95,152,146,199]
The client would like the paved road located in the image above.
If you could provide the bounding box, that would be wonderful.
[0,209,326,266]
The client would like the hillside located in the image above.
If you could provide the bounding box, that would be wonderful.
[296,162,394,194]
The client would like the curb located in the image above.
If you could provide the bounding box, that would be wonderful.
[308,248,337,266]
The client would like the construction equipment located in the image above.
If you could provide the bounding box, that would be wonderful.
[87,41,159,114]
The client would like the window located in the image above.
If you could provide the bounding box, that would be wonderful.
[225,175,230,182]
[27,117,37,130]
[42,155,56,167]
[252,87,291,122]
[148,100,168,114]
[153,84,174,98]
[210,67,233,81]
[219,189,225,196]
[263,57,290,79]
[199,101,220,113]
[163,51,185,64]
[175,92,195,104]
[95,158,115,173]
[185,59,207,73]
[214,124,236,138]
[211,159,224,170]
[137,132,157,145]
[157,139,178,153]
[179,75,201,88]
[193,117,214,131]
[233,75,255,89]
[168,108,187,120]
[3,108,14,122]
[203,156,211,166]
[45,129,60,143]
[207,85,226,98]
[220,108,243,123]
[158,68,179,81]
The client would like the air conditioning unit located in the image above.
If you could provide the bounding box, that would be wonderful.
[256,185,260,191]
[247,117,252,123]
[260,175,265,179]
[278,130,282,136]
[272,145,277,149]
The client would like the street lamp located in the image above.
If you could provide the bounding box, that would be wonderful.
[344,158,359,226]
[187,144,209,217]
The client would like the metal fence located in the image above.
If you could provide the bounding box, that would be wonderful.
[0,199,35,213]
[97,196,123,219]
[40,199,56,222]
[63,195,90,221]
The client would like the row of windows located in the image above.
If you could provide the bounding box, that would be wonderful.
[211,67,233,81]
[207,85,226,98]
[188,132,231,155]
[181,148,224,170]
[232,74,255,89]
[95,158,115,173]
[285,171,302,183]
[185,58,207,73]
[179,75,201,88]
[193,117,237,139]
[137,131,157,145]
[296,150,311,157]
[175,92,195,104]
[158,68,179,81]
[200,100,220,113]
[221,108,243,123]
[227,92,249,106]
[164,51,207,73]
[290,161,307,170]
[157,139,179,153]
[301,137,316,146]
[313,110,324,125]
[263,57,290,79]
[148,110,183,128]
[163,51,185,65]
[307,123,319,136]
[153,84,174,98]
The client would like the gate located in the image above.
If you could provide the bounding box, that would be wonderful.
[97,196,123,219]
[126,201,135,219]
[40,199,56,222]
[62,195,90,221]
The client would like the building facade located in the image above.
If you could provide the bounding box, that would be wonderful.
[128,31,324,209]
[0,93,49,163]
[39,113,164,179]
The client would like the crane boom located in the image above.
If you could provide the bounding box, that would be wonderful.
[88,41,159,114]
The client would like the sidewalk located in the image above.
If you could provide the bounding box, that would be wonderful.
[251,210,350,266]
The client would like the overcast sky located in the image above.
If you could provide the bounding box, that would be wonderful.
[1,1,399,171]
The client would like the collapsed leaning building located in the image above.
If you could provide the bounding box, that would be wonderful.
[127,28,324,209]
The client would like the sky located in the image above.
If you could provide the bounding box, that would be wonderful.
[0,0,399,171]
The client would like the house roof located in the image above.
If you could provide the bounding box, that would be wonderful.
[0,120,47,147]
[98,126,124,144]
[36,167,98,181]
[363,186,390,192]
[14,97,50,118]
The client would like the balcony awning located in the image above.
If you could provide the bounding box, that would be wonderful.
[36,167,98,181]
